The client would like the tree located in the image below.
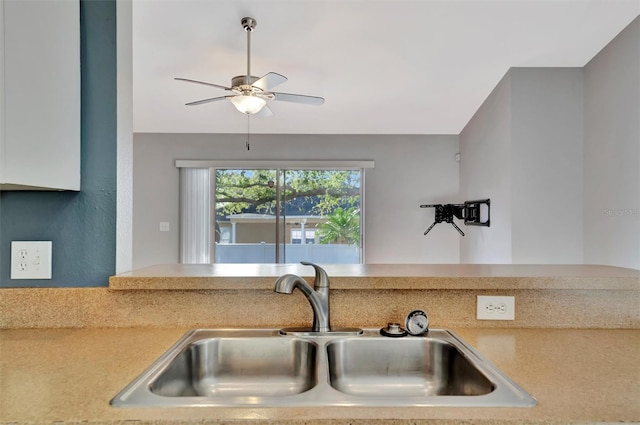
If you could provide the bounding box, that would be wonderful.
[215,169,360,216]
[215,169,278,215]
[316,207,360,245]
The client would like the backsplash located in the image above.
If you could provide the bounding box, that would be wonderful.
[1,286,637,329]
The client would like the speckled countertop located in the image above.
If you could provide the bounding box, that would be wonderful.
[109,264,640,290]
[1,327,639,424]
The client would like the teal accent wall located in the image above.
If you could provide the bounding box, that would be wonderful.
[0,0,117,287]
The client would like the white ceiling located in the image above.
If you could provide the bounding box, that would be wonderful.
[132,0,639,135]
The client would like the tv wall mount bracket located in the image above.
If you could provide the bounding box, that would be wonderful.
[420,199,490,237]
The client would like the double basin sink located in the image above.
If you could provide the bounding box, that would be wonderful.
[111,328,535,408]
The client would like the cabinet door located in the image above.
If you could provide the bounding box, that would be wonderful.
[1,0,80,191]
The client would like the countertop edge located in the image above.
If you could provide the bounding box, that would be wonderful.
[108,264,640,291]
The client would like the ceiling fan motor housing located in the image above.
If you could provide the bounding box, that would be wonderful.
[231,75,271,97]
[231,75,260,88]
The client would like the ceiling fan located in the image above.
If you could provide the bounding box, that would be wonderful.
[175,17,325,117]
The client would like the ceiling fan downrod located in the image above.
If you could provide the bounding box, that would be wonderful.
[241,17,257,86]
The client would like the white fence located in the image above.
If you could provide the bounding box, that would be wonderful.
[214,243,360,263]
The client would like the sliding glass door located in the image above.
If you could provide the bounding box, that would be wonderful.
[213,168,362,264]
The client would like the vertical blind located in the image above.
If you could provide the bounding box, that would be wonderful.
[179,167,211,264]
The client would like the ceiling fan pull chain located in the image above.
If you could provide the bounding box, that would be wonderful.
[246,115,251,151]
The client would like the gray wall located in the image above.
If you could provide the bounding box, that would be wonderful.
[459,16,639,269]
[459,71,513,263]
[459,68,584,264]
[0,0,117,287]
[132,134,460,269]
[583,16,640,270]
[136,14,639,270]
[510,68,584,263]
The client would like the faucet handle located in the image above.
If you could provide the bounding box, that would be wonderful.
[300,261,330,289]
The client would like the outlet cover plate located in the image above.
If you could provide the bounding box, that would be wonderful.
[11,241,52,279]
[477,295,515,320]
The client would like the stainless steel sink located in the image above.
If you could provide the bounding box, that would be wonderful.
[150,336,317,398]
[327,337,494,397]
[111,328,536,408]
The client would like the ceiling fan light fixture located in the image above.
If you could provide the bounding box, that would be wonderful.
[230,95,266,114]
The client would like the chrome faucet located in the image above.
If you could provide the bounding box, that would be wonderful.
[274,261,331,333]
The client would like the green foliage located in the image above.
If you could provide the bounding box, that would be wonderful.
[215,169,278,215]
[283,170,360,215]
[316,207,360,245]
[215,169,360,216]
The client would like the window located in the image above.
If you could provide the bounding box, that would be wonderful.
[177,161,373,264]
[291,229,317,244]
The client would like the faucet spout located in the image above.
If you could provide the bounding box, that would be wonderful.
[274,263,331,333]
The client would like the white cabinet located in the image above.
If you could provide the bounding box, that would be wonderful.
[0,0,80,191]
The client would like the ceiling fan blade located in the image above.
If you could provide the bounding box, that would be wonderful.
[255,104,273,117]
[175,77,231,91]
[252,72,288,91]
[271,92,325,106]
[185,96,231,106]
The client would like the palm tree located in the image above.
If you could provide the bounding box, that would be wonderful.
[317,207,360,245]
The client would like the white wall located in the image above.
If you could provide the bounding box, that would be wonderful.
[459,68,584,264]
[459,72,513,263]
[132,134,460,269]
[583,16,640,270]
[116,0,133,273]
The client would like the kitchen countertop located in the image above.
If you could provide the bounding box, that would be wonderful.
[109,263,640,290]
[1,327,639,424]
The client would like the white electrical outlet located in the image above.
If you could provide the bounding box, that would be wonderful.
[11,241,52,279]
[477,295,515,320]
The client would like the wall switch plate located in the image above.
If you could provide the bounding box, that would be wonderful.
[159,222,170,232]
[11,241,52,279]
[477,295,515,320]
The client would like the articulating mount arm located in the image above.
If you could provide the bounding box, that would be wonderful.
[420,199,490,237]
